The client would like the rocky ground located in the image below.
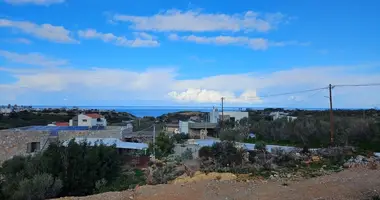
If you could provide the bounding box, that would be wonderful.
[56,168,380,200]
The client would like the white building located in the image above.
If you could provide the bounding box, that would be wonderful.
[179,120,190,134]
[209,107,219,123]
[221,111,249,122]
[208,108,249,123]
[270,111,297,122]
[69,113,107,127]
[0,108,12,114]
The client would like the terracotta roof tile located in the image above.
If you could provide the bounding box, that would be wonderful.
[85,113,103,119]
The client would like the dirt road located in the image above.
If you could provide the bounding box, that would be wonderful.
[58,168,380,200]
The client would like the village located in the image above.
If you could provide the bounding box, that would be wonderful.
[0,107,380,199]
[0,107,298,164]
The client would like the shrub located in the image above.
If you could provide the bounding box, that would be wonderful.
[149,132,175,159]
[12,173,62,200]
[181,148,193,161]
[173,133,189,144]
[0,139,124,198]
[96,169,146,193]
[151,163,184,184]
[255,141,267,151]
[199,141,245,172]
[199,146,213,158]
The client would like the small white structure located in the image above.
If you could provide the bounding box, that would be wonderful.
[209,107,220,123]
[69,113,107,127]
[222,111,249,122]
[0,108,12,114]
[209,108,249,123]
[179,120,190,134]
[270,111,297,122]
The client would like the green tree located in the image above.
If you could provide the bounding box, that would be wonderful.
[149,132,175,159]
[0,140,123,198]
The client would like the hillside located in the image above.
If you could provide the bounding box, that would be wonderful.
[56,168,380,200]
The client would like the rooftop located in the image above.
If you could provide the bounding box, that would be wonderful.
[63,137,148,150]
[165,123,179,128]
[15,126,105,131]
[85,113,103,118]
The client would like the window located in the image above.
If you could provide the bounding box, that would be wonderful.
[27,142,40,153]
[82,119,87,122]
[97,118,102,122]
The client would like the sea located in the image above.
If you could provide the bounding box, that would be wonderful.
[32,106,330,118]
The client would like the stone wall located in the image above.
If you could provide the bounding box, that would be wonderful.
[0,126,126,164]
[58,127,122,141]
[174,144,202,159]
[0,130,51,163]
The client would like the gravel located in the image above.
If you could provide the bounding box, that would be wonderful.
[54,168,380,200]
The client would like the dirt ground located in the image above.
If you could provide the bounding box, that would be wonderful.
[57,168,380,200]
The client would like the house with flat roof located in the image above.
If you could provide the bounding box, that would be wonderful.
[69,113,107,127]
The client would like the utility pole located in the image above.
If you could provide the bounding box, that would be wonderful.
[329,84,334,145]
[153,124,156,160]
[221,97,224,130]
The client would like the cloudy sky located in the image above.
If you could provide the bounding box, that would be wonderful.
[0,0,380,108]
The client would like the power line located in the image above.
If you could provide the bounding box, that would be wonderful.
[243,86,328,101]
[333,83,380,87]
[221,82,380,105]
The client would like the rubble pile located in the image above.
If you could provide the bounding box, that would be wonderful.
[343,155,380,168]
[170,171,237,184]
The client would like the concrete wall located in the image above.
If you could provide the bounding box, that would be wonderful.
[164,127,178,134]
[78,114,92,126]
[0,130,51,163]
[91,118,107,127]
[189,129,201,138]
[77,114,107,127]
[209,108,219,123]
[0,126,126,164]
[179,121,189,134]
[58,126,123,141]
[173,144,202,159]
[222,111,249,121]
[78,114,107,126]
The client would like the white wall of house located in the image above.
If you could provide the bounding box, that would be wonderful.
[222,111,249,121]
[179,121,189,134]
[76,114,107,127]
[209,108,220,123]
[91,118,107,127]
[78,114,92,126]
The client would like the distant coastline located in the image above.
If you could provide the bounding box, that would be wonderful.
[5,105,375,118]
[29,105,333,118]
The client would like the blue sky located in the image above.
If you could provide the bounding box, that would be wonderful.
[0,0,380,108]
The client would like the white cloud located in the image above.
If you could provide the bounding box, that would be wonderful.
[4,0,64,5]
[168,34,307,50]
[78,29,159,47]
[168,89,261,103]
[11,38,32,44]
[113,9,285,32]
[0,50,68,67]
[0,19,78,43]
[168,33,180,40]
[1,62,380,107]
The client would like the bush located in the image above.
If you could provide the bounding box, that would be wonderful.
[96,169,146,193]
[0,139,124,198]
[173,133,189,144]
[181,148,193,161]
[151,163,184,184]
[199,146,213,158]
[199,141,245,172]
[12,173,62,200]
[255,141,267,151]
[149,132,175,159]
